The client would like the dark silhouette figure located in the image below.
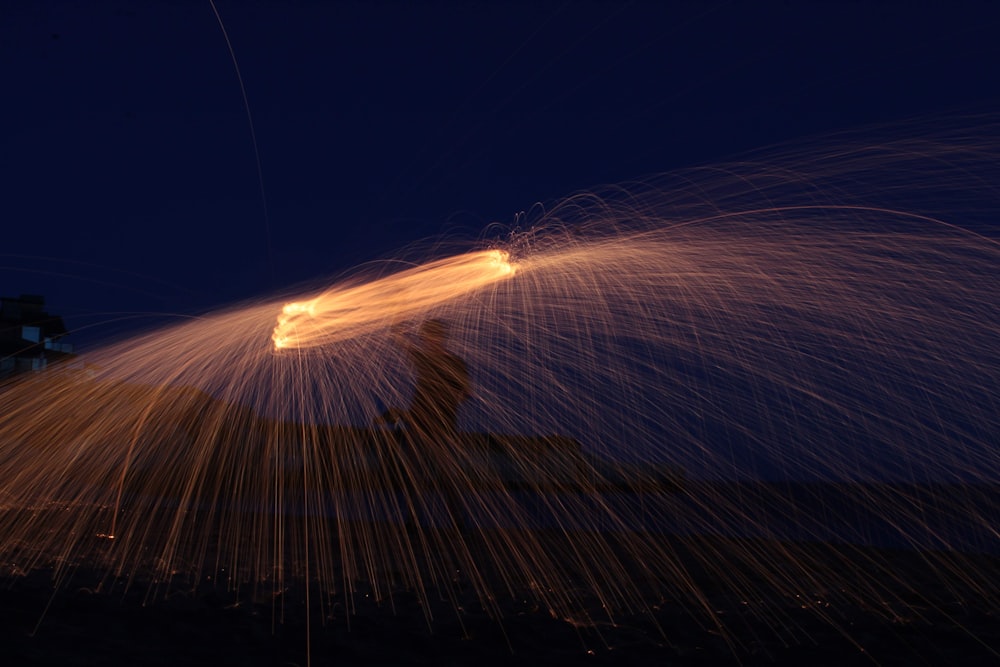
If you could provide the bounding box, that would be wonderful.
[378,319,472,530]
[382,319,470,443]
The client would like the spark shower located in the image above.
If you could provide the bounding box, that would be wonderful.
[1,121,998,652]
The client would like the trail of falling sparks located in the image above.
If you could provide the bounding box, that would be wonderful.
[272,250,516,350]
[0,120,998,660]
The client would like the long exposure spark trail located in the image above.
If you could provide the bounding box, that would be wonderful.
[0,122,998,658]
[272,249,516,350]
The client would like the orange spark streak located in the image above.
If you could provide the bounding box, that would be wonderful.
[272,249,516,350]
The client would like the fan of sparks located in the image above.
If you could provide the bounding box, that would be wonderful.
[0,121,998,652]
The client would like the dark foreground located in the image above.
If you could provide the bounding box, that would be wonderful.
[2,535,998,667]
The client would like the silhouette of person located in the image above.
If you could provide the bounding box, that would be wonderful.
[380,319,471,529]
[390,319,470,443]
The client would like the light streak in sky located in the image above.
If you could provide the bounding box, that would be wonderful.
[272,249,516,350]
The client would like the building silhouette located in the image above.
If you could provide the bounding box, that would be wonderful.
[0,294,74,379]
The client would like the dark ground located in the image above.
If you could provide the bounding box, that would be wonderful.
[2,532,998,667]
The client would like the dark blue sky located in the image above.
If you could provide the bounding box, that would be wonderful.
[3,0,999,349]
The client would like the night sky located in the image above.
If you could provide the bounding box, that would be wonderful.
[3,0,999,350]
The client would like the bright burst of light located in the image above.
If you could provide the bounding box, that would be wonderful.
[0,121,998,654]
[272,249,516,350]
